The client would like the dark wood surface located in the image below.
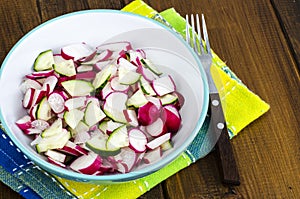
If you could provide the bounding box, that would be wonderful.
[1,0,299,198]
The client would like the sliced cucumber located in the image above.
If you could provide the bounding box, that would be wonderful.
[106,125,129,151]
[84,101,106,127]
[118,66,141,85]
[36,129,71,153]
[64,109,84,129]
[103,92,128,123]
[139,77,156,96]
[92,65,114,89]
[33,50,55,71]
[36,97,53,121]
[141,58,162,75]
[86,135,121,157]
[126,89,148,108]
[159,93,178,105]
[53,59,76,77]
[61,80,94,97]
[41,118,62,138]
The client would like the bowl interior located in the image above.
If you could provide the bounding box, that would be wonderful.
[0,10,208,182]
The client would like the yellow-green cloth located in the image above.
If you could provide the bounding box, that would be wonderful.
[53,1,270,198]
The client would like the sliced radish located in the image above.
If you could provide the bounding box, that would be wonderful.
[61,43,95,61]
[45,149,67,163]
[19,79,42,93]
[114,147,137,172]
[137,101,160,126]
[163,105,181,133]
[75,71,96,81]
[23,128,42,135]
[77,65,93,72]
[152,75,176,96]
[31,119,49,131]
[47,92,65,114]
[146,133,171,150]
[146,96,162,110]
[22,88,35,109]
[110,76,129,92]
[145,117,167,137]
[136,65,158,82]
[59,140,88,156]
[28,104,38,120]
[81,49,113,65]
[103,92,128,123]
[70,152,102,175]
[93,60,112,71]
[16,115,32,130]
[47,156,67,168]
[128,128,147,152]
[143,147,162,164]
[123,109,138,127]
[42,75,58,95]
[64,96,86,111]
[100,81,113,100]
[31,89,48,108]
[73,130,91,144]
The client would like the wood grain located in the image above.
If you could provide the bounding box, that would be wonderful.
[0,0,299,199]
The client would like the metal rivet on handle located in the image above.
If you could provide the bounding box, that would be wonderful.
[212,100,219,106]
[217,123,224,129]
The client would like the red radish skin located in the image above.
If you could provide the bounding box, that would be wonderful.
[163,105,181,133]
[137,102,160,126]
[47,157,67,168]
[75,71,96,80]
[20,79,42,93]
[22,88,35,109]
[70,152,102,175]
[16,115,32,130]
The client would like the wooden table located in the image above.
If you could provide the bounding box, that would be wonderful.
[0,0,299,198]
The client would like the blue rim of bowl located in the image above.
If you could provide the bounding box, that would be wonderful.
[0,9,209,182]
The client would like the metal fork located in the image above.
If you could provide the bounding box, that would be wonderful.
[186,14,240,186]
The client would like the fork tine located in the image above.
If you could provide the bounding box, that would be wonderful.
[185,15,190,45]
[196,14,204,54]
[191,14,198,53]
[201,14,211,55]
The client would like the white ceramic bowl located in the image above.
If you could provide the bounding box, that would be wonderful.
[0,10,208,183]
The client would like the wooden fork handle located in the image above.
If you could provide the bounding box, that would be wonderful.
[209,93,240,186]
